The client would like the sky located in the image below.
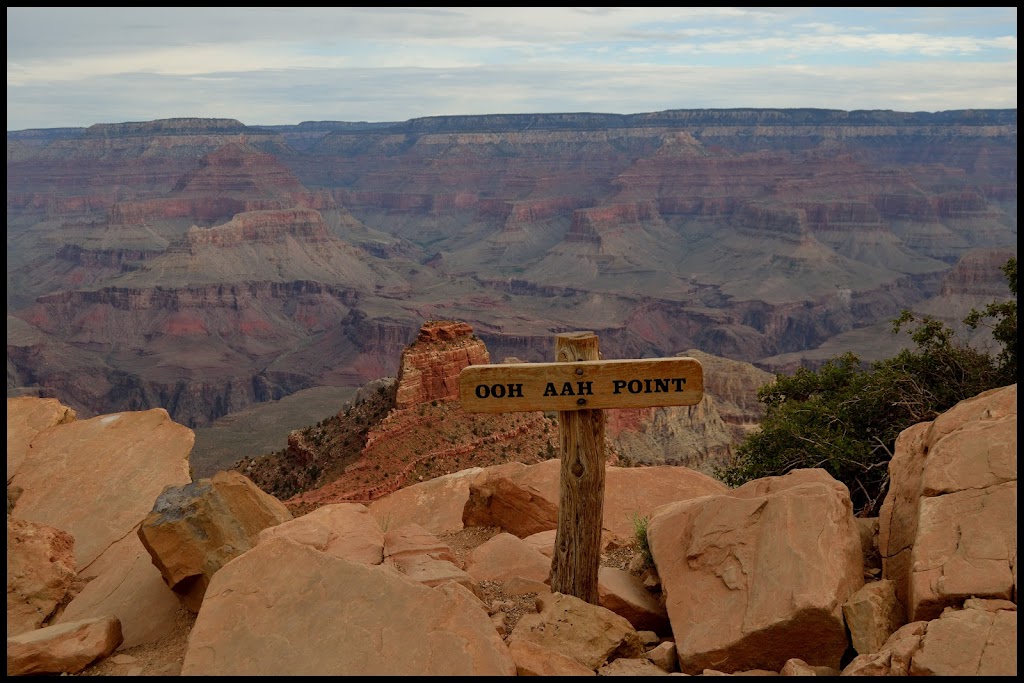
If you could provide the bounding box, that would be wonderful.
[6,7,1018,131]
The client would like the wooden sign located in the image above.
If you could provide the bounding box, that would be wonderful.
[459,357,703,412]
[458,331,705,605]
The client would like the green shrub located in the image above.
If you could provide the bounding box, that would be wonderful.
[716,258,1016,515]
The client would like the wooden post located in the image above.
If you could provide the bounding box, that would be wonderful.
[458,333,704,604]
[549,331,604,603]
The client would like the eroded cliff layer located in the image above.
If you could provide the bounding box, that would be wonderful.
[7,109,1017,431]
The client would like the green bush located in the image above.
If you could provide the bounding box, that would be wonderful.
[716,258,1016,515]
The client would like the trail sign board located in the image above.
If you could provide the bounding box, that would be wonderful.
[458,357,704,413]
[457,331,705,605]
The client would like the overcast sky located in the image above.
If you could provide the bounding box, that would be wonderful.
[6,7,1018,131]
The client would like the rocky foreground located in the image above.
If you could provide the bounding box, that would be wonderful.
[6,383,1017,676]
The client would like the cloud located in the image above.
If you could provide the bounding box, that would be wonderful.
[5,7,1016,130]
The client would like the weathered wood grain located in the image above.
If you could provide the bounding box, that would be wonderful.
[550,332,605,603]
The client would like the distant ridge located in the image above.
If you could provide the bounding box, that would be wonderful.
[8,107,1016,136]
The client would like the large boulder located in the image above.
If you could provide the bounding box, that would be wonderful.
[181,537,516,675]
[138,470,293,611]
[878,384,1016,622]
[841,579,903,655]
[508,592,645,671]
[6,518,76,636]
[602,466,726,544]
[463,459,728,542]
[648,469,863,674]
[464,532,551,591]
[464,461,560,537]
[910,601,1016,676]
[8,408,193,648]
[55,534,182,648]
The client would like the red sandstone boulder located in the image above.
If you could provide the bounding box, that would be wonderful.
[138,470,292,611]
[56,534,181,649]
[464,461,560,537]
[646,641,678,672]
[369,467,483,535]
[509,592,645,671]
[464,459,728,543]
[878,384,1016,622]
[648,469,863,674]
[842,599,1016,676]
[841,579,904,655]
[523,529,557,557]
[6,518,76,637]
[597,567,670,634]
[181,537,515,675]
[9,408,192,569]
[383,523,457,563]
[603,466,726,543]
[8,408,193,648]
[382,523,473,592]
[464,532,551,593]
[508,638,597,676]
[910,600,1017,676]
[597,657,670,676]
[6,615,122,676]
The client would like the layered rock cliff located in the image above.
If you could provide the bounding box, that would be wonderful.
[7,109,1016,443]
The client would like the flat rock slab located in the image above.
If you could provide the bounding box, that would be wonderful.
[7,615,122,676]
[182,537,515,676]
[57,533,182,649]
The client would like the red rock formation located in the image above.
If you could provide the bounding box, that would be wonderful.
[394,321,490,409]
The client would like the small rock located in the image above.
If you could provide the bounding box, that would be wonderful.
[647,641,678,672]
[637,630,660,647]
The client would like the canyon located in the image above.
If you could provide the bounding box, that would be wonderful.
[6,109,1017,466]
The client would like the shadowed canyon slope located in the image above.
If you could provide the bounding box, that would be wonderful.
[7,109,1017,434]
